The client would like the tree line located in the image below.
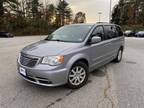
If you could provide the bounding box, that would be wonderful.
[0,0,86,35]
[111,0,144,30]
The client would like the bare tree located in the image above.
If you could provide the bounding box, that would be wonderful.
[73,12,86,23]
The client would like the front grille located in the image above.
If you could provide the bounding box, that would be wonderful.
[20,54,39,67]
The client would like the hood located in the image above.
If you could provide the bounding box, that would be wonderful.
[21,40,81,57]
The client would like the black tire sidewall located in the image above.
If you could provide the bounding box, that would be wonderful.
[115,49,123,62]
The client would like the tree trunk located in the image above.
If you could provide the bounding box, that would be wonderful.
[0,0,4,17]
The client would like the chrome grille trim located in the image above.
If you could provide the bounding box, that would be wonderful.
[20,53,40,67]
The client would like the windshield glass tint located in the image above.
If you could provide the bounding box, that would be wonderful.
[45,25,93,43]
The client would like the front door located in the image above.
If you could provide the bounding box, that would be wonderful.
[89,26,112,71]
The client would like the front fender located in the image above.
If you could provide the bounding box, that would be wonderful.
[66,53,90,72]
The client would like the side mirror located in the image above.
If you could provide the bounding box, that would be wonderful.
[90,36,101,44]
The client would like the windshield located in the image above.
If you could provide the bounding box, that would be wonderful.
[45,25,93,43]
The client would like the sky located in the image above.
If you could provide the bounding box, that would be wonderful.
[43,0,119,23]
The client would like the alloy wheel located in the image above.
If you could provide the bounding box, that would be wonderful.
[69,66,86,86]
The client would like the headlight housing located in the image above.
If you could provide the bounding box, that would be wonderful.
[42,56,64,66]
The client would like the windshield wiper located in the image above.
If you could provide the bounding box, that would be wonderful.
[45,39,65,42]
[51,39,64,41]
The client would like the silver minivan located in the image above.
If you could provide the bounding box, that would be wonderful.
[17,23,124,89]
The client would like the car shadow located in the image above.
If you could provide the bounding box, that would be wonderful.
[90,65,107,77]
[17,63,114,97]
[21,79,68,91]
[91,68,106,77]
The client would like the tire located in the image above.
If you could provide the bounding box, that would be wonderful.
[114,48,123,63]
[67,62,88,89]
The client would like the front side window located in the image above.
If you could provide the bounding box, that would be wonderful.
[92,26,104,40]
[45,25,93,43]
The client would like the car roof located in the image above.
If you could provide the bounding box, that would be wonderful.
[66,23,95,26]
[96,22,116,26]
[138,31,144,33]
[138,31,144,32]
[66,23,116,27]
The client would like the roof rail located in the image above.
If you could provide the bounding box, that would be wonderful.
[96,22,109,24]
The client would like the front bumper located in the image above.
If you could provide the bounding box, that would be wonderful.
[17,62,69,87]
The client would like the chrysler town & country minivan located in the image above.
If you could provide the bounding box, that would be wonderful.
[17,23,124,89]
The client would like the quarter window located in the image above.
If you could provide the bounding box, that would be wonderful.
[115,26,123,37]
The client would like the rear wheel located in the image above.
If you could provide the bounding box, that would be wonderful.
[67,62,88,89]
[114,48,123,62]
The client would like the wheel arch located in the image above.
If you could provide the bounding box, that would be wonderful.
[72,58,89,68]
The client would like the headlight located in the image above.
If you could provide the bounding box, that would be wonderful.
[42,56,64,66]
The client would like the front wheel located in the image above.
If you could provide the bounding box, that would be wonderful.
[114,48,123,63]
[67,62,88,89]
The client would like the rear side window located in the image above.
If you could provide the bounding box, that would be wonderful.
[103,25,117,39]
[115,26,123,37]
